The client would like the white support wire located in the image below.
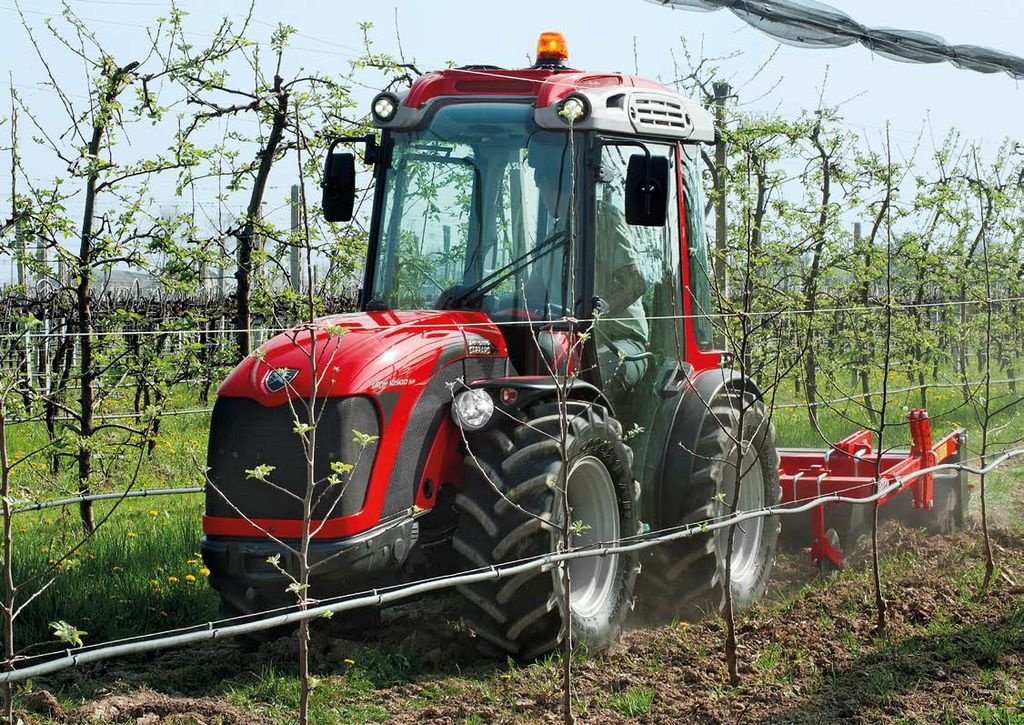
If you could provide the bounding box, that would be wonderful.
[7,406,215,426]
[1,449,1021,685]
[7,487,203,516]
[0,294,1022,341]
[773,377,1024,410]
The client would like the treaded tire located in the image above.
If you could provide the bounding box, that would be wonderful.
[452,401,641,660]
[212,579,380,644]
[637,391,781,621]
[211,579,295,643]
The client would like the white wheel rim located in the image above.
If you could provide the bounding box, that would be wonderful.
[561,455,621,620]
[714,444,766,587]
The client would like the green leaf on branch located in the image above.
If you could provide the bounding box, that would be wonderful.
[352,430,379,448]
[569,520,592,538]
[245,464,275,482]
[49,620,87,648]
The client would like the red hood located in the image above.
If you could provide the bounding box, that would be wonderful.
[218,309,507,405]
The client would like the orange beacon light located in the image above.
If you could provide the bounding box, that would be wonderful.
[536,32,569,64]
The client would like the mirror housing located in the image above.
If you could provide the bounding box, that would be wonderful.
[624,154,669,227]
[322,151,356,223]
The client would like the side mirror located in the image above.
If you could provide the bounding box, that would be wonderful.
[624,154,669,227]
[322,151,356,222]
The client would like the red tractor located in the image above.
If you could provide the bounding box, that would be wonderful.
[201,33,963,658]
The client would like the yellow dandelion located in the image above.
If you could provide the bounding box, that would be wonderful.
[185,574,196,583]
[500,673,512,680]
[127,532,136,538]
[199,567,210,577]
[343,658,355,666]
[148,510,159,517]
[150,579,160,587]
[168,576,179,583]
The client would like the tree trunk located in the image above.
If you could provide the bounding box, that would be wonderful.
[75,119,106,534]
[802,123,831,432]
[235,75,289,361]
[1,402,16,725]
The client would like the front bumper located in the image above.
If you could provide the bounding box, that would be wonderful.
[201,514,419,603]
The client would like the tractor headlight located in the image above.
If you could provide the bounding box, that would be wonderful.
[558,93,590,123]
[451,389,494,431]
[371,92,400,123]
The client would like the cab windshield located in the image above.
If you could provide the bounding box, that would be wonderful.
[369,102,576,316]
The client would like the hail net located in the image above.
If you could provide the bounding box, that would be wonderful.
[647,0,1024,78]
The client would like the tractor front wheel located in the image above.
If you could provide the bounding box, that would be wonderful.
[452,402,640,660]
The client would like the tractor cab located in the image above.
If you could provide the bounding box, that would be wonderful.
[323,37,720,428]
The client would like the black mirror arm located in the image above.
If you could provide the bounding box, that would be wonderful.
[323,134,380,173]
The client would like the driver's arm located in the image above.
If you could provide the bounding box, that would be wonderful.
[606,262,645,315]
[599,202,646,315]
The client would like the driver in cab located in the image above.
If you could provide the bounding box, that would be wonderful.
[525,135,649,400]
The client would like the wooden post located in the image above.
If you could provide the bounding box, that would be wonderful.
[290,184,301,293]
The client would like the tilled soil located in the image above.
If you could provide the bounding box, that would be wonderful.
[376,525,1024,723]
[18,509,1024,723]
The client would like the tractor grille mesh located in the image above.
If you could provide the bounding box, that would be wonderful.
[629,94,693,135]
[205,396,379,521]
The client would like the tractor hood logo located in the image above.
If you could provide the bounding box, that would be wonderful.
[264,368,299,393]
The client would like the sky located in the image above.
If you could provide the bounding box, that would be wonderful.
[0,0,1021,280]
[2,0,1021,142]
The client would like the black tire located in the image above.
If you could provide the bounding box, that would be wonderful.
[213,579,380,644]
[452,401,641,660]
[212,580,294,643]
[638,391,781,620]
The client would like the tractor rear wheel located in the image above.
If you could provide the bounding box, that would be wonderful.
[452,401,640,660]
[638,392,781,620]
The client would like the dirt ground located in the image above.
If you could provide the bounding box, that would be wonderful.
[17,482,1024,723]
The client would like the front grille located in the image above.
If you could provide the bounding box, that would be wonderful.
[205,396,379,521]
[629,94,693,135]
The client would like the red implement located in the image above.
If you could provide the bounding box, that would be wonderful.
[778,410,964,570]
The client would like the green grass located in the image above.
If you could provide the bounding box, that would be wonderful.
[9,494,215,651]
[972,706,1024,725]
[5,410,211,501]
[771,374,1024,449]
[2,398,214,651]
[225,665,389,724]
[606,685,655,718]
[753,641,785,677]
